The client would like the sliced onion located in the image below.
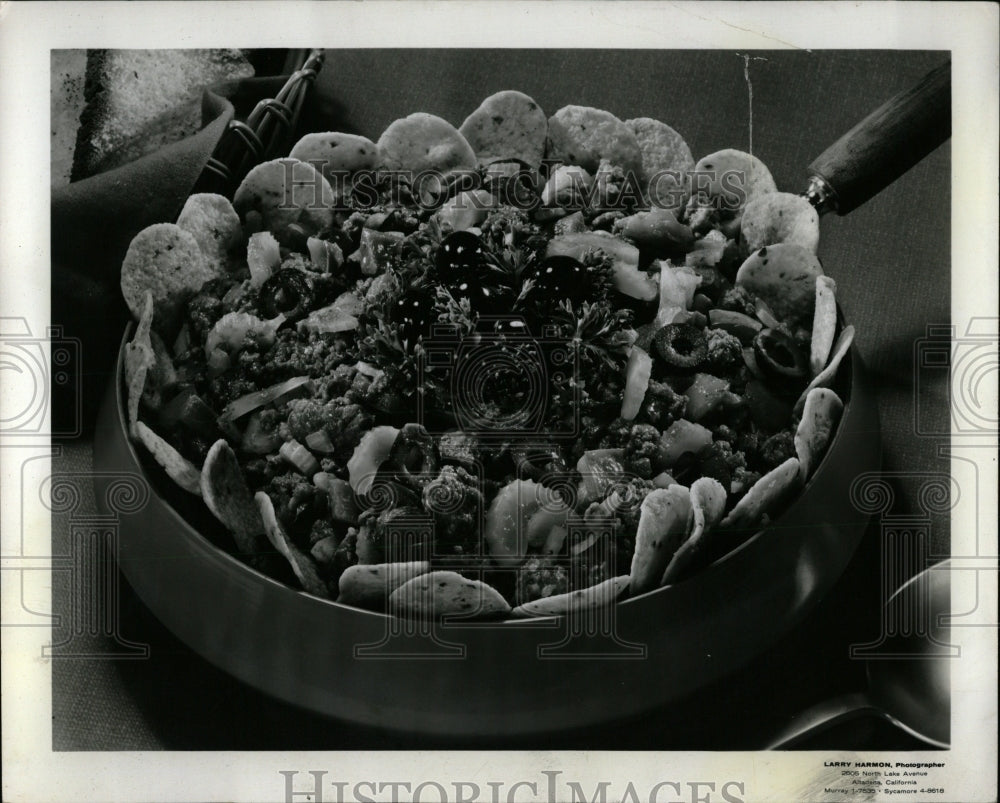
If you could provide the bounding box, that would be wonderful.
[654,260,701,327]
[280,439,321,476]
[621,346,652,420]
[297,305,359,335]
[332,290,365,316]
[220,376,315,421]
[307,236,345,273]
[248,231,281,288]
[305,428,336,454]
[347,426,400,495]
[354,361,383,380]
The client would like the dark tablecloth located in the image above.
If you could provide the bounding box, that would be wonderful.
[50,49,950,751]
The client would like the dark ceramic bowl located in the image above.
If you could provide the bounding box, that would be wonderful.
[94,327,879,738]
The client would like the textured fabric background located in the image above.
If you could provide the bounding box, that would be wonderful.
[50,49,950,750]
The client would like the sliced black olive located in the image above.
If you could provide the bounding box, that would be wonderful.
[753,328,809,385]
[387,423,439,489]
[652,322,708,369]
[258,268,312,321]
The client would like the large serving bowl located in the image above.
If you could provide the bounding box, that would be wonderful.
[94,321,879,738]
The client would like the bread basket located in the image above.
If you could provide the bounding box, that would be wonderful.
[192,48,325,197]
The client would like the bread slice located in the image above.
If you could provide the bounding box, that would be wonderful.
[71,49,254,181]
[51,49,89,187]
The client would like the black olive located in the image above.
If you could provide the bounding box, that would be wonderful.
[436,230,487,283]
[753,328,809,386]
[393,287,437,348]
[387,423,439,489]
[521,255,591,306]
[258,268,312,321]
[652,322,708,369]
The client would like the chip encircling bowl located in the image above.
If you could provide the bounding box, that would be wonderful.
[94,323,879,738]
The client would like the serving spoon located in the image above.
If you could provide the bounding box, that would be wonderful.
[802,60,950,215]
[766,560,953,749]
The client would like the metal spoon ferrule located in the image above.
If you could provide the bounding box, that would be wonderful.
[802,174,840,216]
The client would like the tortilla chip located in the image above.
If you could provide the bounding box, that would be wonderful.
[176,193,243,270]
[337,561,431,611]
[458,90,547,169]
[377,113,477,174]
[200,439,267,557]
[123,291,155,433]
[626,117,694,209]
[510,575,629,618]
[720,457,802,530]
[133,420,201,496]
[140,330,178,412]
[628,485,693,596]
[794,388,844,481]
[546,105,643,174]
[255,492,329,598]
[795,325,855,416]
[691,149,777,212]
[739,191,820,255]
[661,477,727,585]
[233,158,335,244]
[289,132,380,187]
[810,275,838,376]
[627,117,694,179]
[388,571,511,620]
[736,243,825,325]
[120,223,217,331]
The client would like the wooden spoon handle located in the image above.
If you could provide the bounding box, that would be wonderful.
[807,61,950,215]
